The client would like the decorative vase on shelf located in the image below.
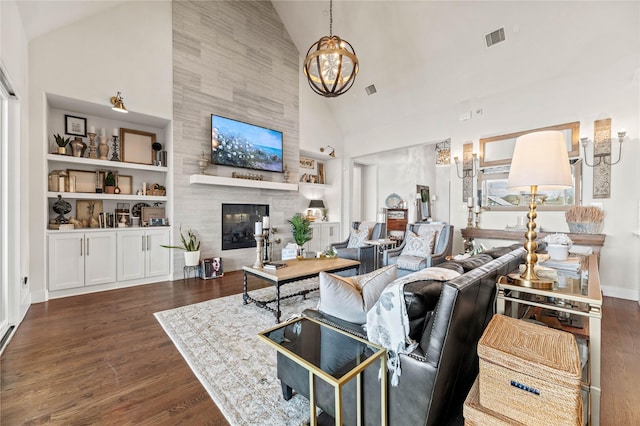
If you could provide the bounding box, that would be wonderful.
[98,136,109,160]
[70,137,87,157]
[57,146,67,155]
[184,251,200,267]
[198,151,208,174]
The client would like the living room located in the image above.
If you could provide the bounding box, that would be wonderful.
[1,0,639,424]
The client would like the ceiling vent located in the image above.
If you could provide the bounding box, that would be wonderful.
[485,27,506,48]
[365,84,377,96]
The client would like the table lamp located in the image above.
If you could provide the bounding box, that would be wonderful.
[507,130,572,289]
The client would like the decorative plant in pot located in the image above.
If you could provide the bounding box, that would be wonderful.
[161,226,201,266]
[542,233,573,261]
[287,214,312,257]
[104,171,117,194]
[54,133,70,155]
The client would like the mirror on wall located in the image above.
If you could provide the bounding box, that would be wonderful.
[479,121,580,168]
[478,160,582,211]
[416,185,431,221]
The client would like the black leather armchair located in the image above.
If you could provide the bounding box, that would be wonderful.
[277,246,526,426]
[331,221,386,274]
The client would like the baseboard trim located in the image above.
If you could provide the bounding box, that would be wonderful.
[601,285,639,301]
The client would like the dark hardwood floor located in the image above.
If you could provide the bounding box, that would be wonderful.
[1,272,639,425]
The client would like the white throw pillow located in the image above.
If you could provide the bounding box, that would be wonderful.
[347,227,369,248]
[318,265,398,324]
[401,230,437,258]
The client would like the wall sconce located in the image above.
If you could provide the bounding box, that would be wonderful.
[435,140,451,166]
[110,92,128,113]
[454,153,478,179]
[581,129,627,167]
[320,145,335,157]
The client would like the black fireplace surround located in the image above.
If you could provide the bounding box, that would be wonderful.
[222,203,268,250]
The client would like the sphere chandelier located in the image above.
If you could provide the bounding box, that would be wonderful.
[303,0,359,97]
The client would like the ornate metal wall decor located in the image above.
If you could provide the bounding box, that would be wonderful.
[593,118,611,198]
[463,142,474,201]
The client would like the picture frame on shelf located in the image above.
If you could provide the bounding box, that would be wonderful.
[67,169,96,193]
[317,163,325,184]
[141,206,165,225]
[65,115,87,137]
[299,157,314,169]
[120,128,156,165]
[76,200,103,223]
[117,174,133,195]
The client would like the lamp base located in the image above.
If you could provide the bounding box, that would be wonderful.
[507,273,554,290]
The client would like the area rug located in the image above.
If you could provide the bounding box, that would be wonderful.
[154,279,321,425]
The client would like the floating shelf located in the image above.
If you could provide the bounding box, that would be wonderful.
[47,191,167,202]
[189,174,298,191]
[299,182,332,190]
[47,154,168,173]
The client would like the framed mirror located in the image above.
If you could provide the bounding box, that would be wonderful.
[479,121,580,168]
[478,160,582,211]
[416,185,431,221]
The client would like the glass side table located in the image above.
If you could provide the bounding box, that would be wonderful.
[259,316,387,425]
[496,254,602,426]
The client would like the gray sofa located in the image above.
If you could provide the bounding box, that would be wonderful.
[277,244,525,426]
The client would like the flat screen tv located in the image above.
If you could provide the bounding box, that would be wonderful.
[211,114,284,173]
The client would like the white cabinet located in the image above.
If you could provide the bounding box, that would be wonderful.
[117,228,170,281]
[48,232,116,291]
[306,222,341,253]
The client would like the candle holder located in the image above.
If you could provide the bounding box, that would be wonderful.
[474,209,481,229]
[87,132,97,159]
[110,135,120,161]
[263,227,271,262]
[254,234,264,268]
[467,206,474,228]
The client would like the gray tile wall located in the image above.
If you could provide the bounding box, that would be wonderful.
[173,1,300,273]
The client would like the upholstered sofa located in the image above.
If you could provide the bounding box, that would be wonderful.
[277,244,525,426]
[331,221,386,274]
[382,221,454,277]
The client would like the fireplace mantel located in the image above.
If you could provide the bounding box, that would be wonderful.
[189,174,298,191]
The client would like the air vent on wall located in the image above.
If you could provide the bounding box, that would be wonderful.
[365,84,377,96]
[485,27,506,48]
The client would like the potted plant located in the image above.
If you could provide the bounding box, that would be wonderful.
[287,214,312,257]
[104,171,117,194]
[161,226,201,266]
[542,233,573,261]
[53,133,70,155]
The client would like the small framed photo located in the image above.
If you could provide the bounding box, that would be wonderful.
[299,157,315,169]
[117,174,133,195]
[65,115,87,137]
[149,217,167,226]
[120,128,156,165]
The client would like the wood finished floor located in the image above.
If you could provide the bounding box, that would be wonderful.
[1,272,639,425]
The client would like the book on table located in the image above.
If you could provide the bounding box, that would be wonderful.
[263,261,287,270]
[541,256,582,272]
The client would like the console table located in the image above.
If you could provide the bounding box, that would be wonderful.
[460,228,605,257]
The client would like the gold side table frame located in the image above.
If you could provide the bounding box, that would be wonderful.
[259,316,387,425]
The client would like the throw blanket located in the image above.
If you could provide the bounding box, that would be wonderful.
[366,267,462,386]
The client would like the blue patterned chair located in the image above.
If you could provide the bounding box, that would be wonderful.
[331,221,386,274]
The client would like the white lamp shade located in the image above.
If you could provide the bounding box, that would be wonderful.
[507,130,573,190]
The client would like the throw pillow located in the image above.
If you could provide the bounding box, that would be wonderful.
[318,265,398,324]
[400,230,437,258]
[347,227,369,248]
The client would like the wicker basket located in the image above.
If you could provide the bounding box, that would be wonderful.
[464,379,525,426]
[478,315,582,426]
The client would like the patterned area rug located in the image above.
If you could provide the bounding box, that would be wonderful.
[154,279,321,426]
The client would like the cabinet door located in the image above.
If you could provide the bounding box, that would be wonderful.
[322,223,341,247]
[48,234,85,290]
[84,232,117,286]
[145,229,170,277]
[117,231,146,281]
[306,224,323,253]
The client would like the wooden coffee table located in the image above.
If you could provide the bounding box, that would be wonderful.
[242,257,360,323]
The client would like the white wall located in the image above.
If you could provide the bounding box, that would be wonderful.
[28,1,173,302]
[1,0,30,325]
[342,4,640,299]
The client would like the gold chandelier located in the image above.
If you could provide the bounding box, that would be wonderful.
[303,0,359,97]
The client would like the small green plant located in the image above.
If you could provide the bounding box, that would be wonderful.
[53,133,70,147]
[104,171,116,187]
[287,214,312,247]
[161,226,200,251]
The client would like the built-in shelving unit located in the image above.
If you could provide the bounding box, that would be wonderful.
[189,174,298,191]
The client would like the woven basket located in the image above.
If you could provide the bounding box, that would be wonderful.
[464,379,525,426]
[478,315,582,426]
[147,188,166,196]
[567,221,602,234]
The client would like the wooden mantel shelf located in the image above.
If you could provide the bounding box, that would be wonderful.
[189,174,298,191]
[460,228,606,252]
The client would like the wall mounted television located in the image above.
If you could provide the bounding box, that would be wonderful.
[211,114,284,173]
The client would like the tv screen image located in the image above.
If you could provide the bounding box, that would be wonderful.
[211,114,284,173]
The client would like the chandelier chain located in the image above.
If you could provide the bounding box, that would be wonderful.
[329,0,333,36]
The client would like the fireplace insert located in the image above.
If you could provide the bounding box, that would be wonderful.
[222,203,269,250]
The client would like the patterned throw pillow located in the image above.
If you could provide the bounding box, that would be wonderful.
[347,227,369,248]
[400,230,437,257]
